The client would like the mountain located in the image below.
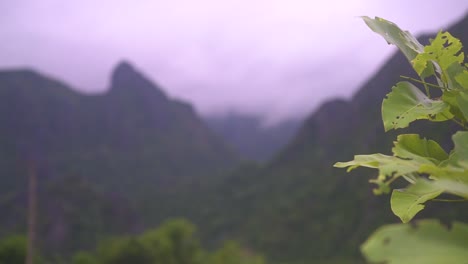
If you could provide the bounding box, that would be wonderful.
[205,113,301,162]
[0,61,239,188]
[196,14,468,263]
[0,61,240,253]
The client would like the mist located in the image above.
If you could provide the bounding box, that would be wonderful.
[1,0,467,123]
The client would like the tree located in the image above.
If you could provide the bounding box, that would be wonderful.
[139,218,203,264]
[72,251,99,264]
[97,237,153,264]
[209,241,265,264]
[93,218,205,264]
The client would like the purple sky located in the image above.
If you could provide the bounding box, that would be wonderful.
[1,1,467,124]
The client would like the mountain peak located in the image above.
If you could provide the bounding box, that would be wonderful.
[110,60,168,100]
[113,60,135,76]
[111,60,143,87]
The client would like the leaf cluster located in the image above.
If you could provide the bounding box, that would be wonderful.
[335,17,468,263]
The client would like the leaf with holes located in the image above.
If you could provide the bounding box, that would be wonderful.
[412,32,465,86]
[382,81,452,131]
[362,16,423,62]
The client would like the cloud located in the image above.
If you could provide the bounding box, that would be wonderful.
[1,0,467,123]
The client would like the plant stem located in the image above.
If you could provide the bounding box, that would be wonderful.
[432,198,468,202]
[422,78,431,97]
[450,117,468,130]
[400,75,445,90]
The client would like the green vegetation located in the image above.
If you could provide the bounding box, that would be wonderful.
[1,219,264,264]
[336,17,468,263]
[0,235,43,264]
[73,219,264,264]
[0,235,27,264]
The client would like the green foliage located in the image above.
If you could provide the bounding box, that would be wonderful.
[0,235,27,264]
[361,220,468,264]
[95,219,202,264]
[75,218,264,264]
[98,237,153,264]
[138,219,203,264]
[335,17,468,262]
[0,235,42,264]
[335,134,444,196]
[209,241,265,264]
[336,16,468,224]
[72,251,99,264]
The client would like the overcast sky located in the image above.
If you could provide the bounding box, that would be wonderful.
[1,1,467,124]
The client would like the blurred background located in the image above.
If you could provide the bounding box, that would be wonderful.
[0,1,467,263]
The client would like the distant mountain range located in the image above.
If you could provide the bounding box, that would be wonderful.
[205,113,301,162]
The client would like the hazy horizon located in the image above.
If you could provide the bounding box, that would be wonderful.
[1,1,467,124]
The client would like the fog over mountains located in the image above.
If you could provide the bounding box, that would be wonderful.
[1,1,467,124]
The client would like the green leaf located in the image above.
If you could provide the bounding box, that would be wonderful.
[392,134,466,212]
[455,69,468,89]
[392,134,448,164]
[414,132,468,199]
[335,154,423,195]
[361,220,468,264]
[419,163,467,182]
[382,81,452,131]
[432,179,468,199]
[334,154,392,171]
[442,91,467,122]
[450,131,468,169]
[390,180,443,223]
[412,32,464,83]
[456,91,468,123]
[362,16,423,62]
[334,154,420,176]
[336,135,448,176]
[369,178,391,195]
[446,62,468,90]
[453,131,468,156]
